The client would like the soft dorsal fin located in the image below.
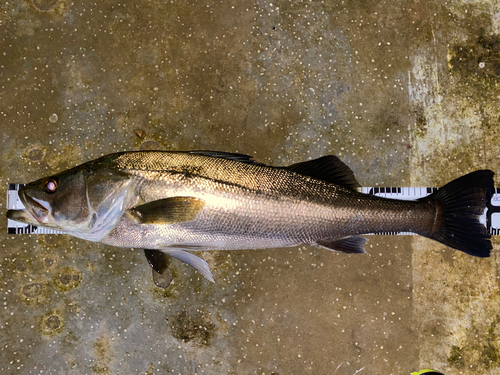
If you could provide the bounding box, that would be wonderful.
[189,150,265,165]
[285,155,360,191]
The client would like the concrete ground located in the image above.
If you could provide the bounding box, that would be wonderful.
[1,0,500,374]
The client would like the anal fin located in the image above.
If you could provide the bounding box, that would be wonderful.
[316,236,368,254]
[160,248,215,282]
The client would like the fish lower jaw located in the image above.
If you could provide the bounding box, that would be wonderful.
[6,209,41,225]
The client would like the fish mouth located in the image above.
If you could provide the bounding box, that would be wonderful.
[6,208,38,224]
[7,191,49,224]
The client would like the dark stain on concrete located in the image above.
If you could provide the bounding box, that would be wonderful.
[446,301,500,371]
[448,337,500,371]
[21,282,43,298]
[39,234,64,247]
[93,333,113,375]
[44,258,54,267]
[16,259,28,272]
[45,315,61,330]
[449,27,500,100]
[169,310,215,346]
[30,0,59,12]
[414,105,427,139]
[53,267,82,291]
[40,310,64,336]
[20,278,50,305]
[27,147,44,161]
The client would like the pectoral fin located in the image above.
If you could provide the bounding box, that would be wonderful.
[130,197,205,225]
[316,236,368,254]
[161,249,215,282]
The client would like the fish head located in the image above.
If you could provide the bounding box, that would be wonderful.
[7,167,91,230]
[7,164,132,234]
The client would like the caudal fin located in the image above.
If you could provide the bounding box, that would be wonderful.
[421,170,494,257]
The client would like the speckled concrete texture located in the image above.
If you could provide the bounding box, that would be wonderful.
[1,1,499,374]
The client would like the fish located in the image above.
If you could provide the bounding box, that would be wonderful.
[6,151,494,282]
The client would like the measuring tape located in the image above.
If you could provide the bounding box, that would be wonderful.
[6,183,500,235]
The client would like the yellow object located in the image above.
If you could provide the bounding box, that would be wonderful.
[411,370,444,375]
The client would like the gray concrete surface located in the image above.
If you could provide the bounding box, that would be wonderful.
[1,0,500,374]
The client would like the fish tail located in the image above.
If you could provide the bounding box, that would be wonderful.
[421,170,494,257]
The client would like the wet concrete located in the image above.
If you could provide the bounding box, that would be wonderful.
[1,0,499,374]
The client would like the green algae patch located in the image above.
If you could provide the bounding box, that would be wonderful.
[447,316,500,371]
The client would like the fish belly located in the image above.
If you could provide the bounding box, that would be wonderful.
[100,192,345,251]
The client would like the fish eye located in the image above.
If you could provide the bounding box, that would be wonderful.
[44,177,60,194]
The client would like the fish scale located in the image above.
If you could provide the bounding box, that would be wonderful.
[106,153,430,247]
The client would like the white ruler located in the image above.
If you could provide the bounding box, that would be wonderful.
[7,184,500,235]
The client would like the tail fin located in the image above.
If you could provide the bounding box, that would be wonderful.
[421,170,494,257]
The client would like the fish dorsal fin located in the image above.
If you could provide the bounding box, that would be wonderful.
[285,155,360,191]
[129,197,205,224]
[189,150,265,165]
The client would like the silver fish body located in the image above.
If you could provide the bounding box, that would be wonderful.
[7,151,494,281]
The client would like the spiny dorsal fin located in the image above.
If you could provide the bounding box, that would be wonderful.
[285,155,360,191]
[189,150,265,165]
[129,197,205,225]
